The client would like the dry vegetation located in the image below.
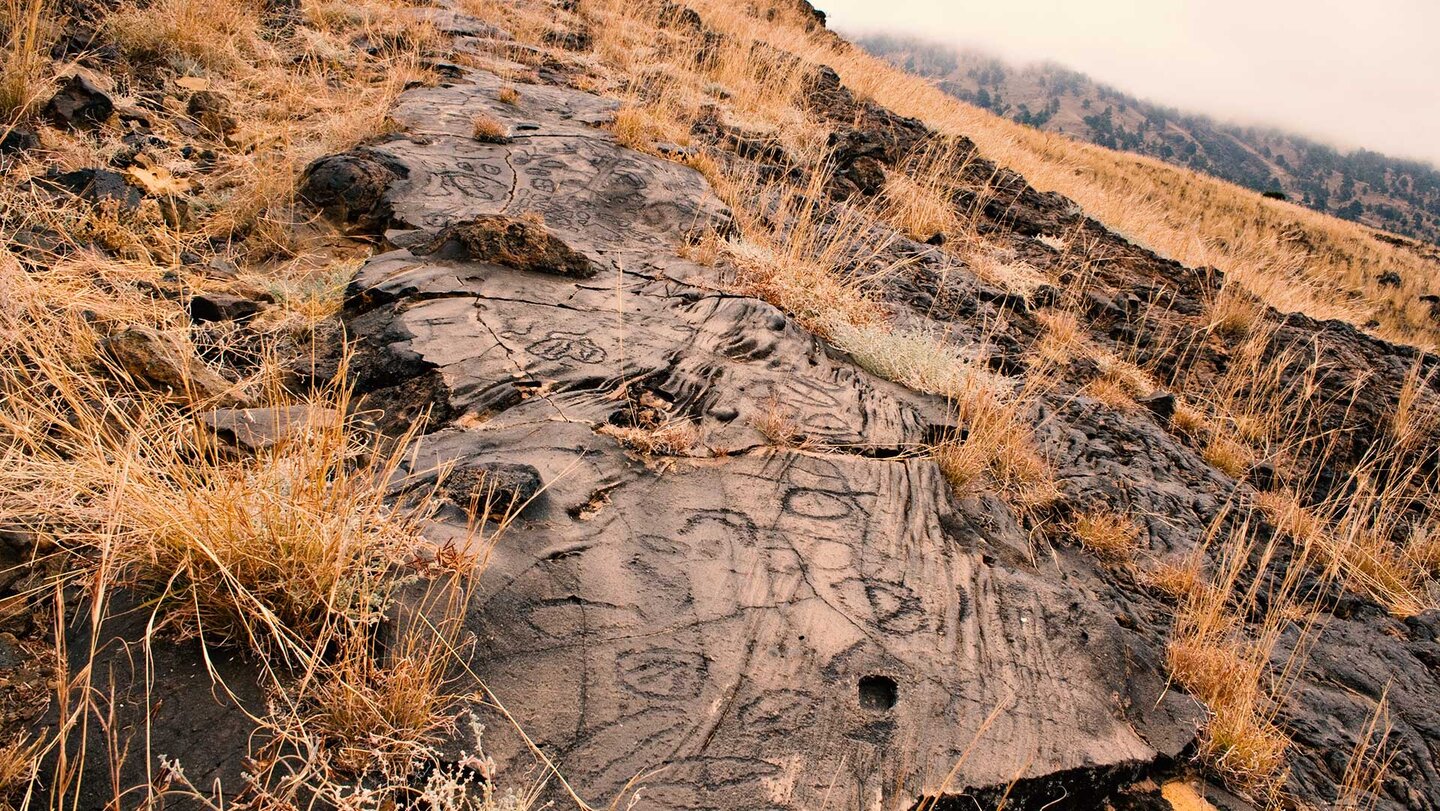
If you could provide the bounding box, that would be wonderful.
[1073,509,1142,563]
[1,0,1431,806]
[0,0,543,806]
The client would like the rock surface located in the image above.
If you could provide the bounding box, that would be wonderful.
[341,56,1202,810]
[43,74,113,129]
[101,326,238,405]
[36,4,1440,810]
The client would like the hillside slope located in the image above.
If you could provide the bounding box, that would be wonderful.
[858,34,1440,249]
[3,2,1440,811]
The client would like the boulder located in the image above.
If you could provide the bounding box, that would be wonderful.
[1135,391,1176,423]
[188,292,262,324]
[43,74,113,129]
[417,214,600,278]
[299,150,403,232]
[100,326,238,405]
[38,167,140,209]
[0,127,39,155]
[186,90,237,137]
[197,405,338,454]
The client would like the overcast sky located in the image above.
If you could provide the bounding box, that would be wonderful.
[815,0,1440,168]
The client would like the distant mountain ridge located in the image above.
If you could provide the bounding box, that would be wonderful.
[857,33,1440,247]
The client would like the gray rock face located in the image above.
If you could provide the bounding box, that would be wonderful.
[197,405,337,454]
[343,64,1200,809]
[44,74,113,129]
[101,326,238,405]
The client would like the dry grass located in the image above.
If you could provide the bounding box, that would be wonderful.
[0,734,38,801]
[756,15,1438,349]
[880,139,970,241]
[0,2,528,804]
[0,0,50,122]
[600,419,701,456]
[828,319,1010,402]
[753,394,807,448]
[472,111,508,142]
[1167,519,1304,802]
[1073,510,1142,563]
[1203,435,1256,479]
[1032,308,1086,366]
[1206,284,1265,339]
[932,392,1057,509]
[1145,558,1205,601]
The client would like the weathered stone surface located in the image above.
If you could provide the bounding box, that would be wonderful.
[188,292,262,323]
[50,6,1440,810]
[197,405,337,454]
[439,460,542,512]
[416,214,599,277]
[299,150,405,232]
[340,63,1201,810]
[186,89,237,137]
[0,126,39,155]
[43,74,113,128]
[38,167,140,209]
[1135,390,1176,422]
[101,326,237,405]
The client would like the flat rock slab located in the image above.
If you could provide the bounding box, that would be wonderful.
[346,63,1202,809]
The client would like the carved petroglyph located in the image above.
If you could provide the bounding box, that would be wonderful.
[346,52,1200,811]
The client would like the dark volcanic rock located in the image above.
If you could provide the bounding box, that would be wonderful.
[188,292,262,324]
[101,326,237,405]
[440,461,543,512]
[186,90,237,137]
[298,150,405,232]
[198,405,337,454]
[38,167,140,209]
[337,64,1201,811]
[416,214,600,277]
[0,126,39,155]
[1135,390,1176,422]
[43,74,113,129]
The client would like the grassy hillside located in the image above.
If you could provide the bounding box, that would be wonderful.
[859,34,1440,251]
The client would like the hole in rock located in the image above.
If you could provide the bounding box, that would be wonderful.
[858,675,898,711]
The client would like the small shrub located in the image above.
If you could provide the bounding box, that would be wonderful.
[1204,435,1254,479]
[1073,509,1142,563]
[472,112,509,142]
[600,419,700,455]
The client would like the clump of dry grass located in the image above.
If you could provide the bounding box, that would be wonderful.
[1171,399,1210,436]
[1166,516,1312,801]
[932,391,1057,509]
[754,394,807,448]
[0,0,50,122]
[303,591,467,774]
[472,111,508,142]
[0,734,38,801]
[1204,435,1255,479]
[1032,308,1086,366]
[600,419,701,455]
[880,139,970,242]
[828,319,1011,403]
[1145,558,1205,601]
[1207,284,1265,339]
[1073,509,1142,563]
[107,0,266,71]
